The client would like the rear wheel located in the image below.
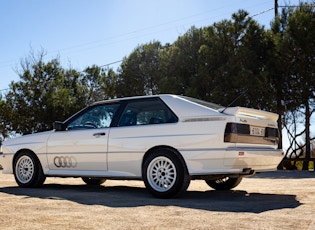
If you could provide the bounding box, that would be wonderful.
[142,148,190,198]
[82,177,106,185]
[205,176,242,190]
[13,151,46,188]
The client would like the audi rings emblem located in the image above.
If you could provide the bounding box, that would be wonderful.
[54,156,77,168]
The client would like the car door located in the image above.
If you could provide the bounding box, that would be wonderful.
[107,98,178,176]
[46,103,120,173]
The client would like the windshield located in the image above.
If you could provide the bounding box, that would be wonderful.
[179,96,223,110]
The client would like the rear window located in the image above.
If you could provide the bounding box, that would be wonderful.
[179,96,223,110]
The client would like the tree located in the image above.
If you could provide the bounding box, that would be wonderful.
[268,7,294,151]
[158,27,205,96]
[117,41,162,96]
[3,52,86,134]
[284,3,315,169]
[198,10,272,109]
[0,95,8,143]
[100,68,118,99]
[82,65,117,103]
[271,3,315,169]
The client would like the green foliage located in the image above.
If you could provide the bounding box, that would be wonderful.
[1,2,314,154]
[270,2,315,165]
[284,159,314,171]
[156,10,274,111]
[4,56,83,134]
[198,10,273,109]
[158,26,205,96]
[116,41,162,96]
[82,65,115,103]
[0,95,8,143]
[1,50,120,135]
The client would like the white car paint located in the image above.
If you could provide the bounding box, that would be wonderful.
[0,94,283,197]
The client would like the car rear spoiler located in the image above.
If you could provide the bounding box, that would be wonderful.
[218,107,279,122]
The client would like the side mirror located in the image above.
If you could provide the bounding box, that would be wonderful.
[53,121,66,131]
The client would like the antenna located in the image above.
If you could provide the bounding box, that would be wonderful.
[220,89,248,113]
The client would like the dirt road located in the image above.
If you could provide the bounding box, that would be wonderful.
[0,170,315,229]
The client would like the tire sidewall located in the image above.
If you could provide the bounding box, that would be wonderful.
[13,151,44,188]
[206,176,243,190]
[142,149,188,198]
[82,177,106,185]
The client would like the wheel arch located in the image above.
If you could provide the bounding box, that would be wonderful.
[142,145,189,174]
[12,148,46,187]
[13,149,44,172]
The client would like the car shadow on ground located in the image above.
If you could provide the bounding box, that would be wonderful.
[0,183,301,214]
[252,170,315,179]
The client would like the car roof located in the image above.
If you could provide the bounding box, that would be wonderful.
[91,94,172,105]
[91,94,222,118]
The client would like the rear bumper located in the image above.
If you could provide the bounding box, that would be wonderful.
[224,148,284,171]
[181,147,284,175]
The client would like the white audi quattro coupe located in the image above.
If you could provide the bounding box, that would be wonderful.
[0,94,283,198]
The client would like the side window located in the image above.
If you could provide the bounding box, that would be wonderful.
[67,103,120,130]
[118,98,177,127]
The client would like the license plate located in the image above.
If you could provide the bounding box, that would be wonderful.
[250,126,265,136]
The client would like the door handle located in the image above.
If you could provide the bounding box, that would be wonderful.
[93,132,106,137]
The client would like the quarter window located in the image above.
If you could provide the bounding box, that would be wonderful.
[118,99,177,127]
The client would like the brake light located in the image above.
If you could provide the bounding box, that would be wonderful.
[224,122,279,145]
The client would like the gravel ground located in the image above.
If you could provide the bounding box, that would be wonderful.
[0,170,315,230]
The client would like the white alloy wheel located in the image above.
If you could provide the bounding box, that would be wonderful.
[142,148,190,198]
[15,155,34,184]
[13,151,46,187]
[147,156,177,192]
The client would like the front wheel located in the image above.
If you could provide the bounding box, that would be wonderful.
[205,176,242,190]
[13,151,46,188]
[142,148,190,198]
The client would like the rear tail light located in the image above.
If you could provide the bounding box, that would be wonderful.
[224,122,279,145]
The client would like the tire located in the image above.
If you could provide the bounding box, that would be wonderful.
[205,176,242,190]
[82,177,106,185]
[142,148,190,198]
[13,151,46,188]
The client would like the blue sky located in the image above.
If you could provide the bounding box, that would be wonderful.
[0,0,305,91]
